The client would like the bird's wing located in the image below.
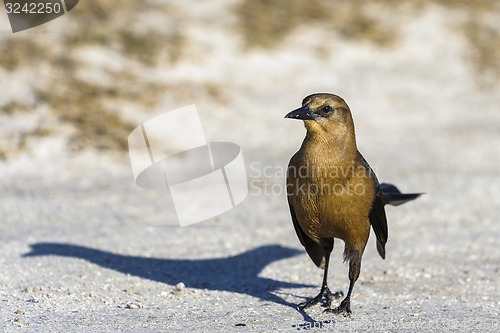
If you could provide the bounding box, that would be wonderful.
[368,188,388,259]
[361,156,388,260]
[288,200,327,268]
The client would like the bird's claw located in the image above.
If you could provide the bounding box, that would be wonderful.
[298,294,322,309]
[298,287,344,310]
[324,297,352,316]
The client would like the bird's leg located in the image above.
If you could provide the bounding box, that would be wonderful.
[298,252,343,310]
[325,250,360,316]
[325,279,355,315]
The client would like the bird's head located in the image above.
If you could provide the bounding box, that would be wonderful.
[285,93,356,144]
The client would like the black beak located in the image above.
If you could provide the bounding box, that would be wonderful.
[284,106,316,120]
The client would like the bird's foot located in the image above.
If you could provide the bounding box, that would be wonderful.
[324,297,351,316]
[298,286,344,310]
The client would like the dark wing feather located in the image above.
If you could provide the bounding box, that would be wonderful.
[288,200,327,268]
[369,189,388,259]
[361,156,388,260]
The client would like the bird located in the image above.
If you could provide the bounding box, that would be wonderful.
[285,93,421,315]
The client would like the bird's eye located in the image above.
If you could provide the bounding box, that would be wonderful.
[321,105,333,114]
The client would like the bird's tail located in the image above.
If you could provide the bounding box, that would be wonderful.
[380,183,423,206]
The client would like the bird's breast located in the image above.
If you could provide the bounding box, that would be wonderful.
[287,151,374,243]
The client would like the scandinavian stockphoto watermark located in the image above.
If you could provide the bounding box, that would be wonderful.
[128,105,248,227]
[3,0,79,33]
[291,317,499,331]
[127,105,374,226]
[248,161,375,197]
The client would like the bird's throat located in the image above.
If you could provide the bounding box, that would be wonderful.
[303,125,358,163]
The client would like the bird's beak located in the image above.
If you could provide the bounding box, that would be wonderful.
[284,106,316,120]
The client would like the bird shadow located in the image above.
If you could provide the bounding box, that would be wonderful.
[23,242,320,323]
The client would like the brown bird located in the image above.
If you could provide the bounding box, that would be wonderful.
[285,93,421,315]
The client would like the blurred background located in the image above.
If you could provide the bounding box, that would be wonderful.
[0,0,499,331]
[1,0,499,159]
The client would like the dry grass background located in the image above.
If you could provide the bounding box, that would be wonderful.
[0,0,499,156]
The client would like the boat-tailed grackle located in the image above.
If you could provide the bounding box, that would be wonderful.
[285,93,421,315]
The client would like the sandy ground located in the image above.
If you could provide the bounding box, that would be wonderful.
[1,2,499,332]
